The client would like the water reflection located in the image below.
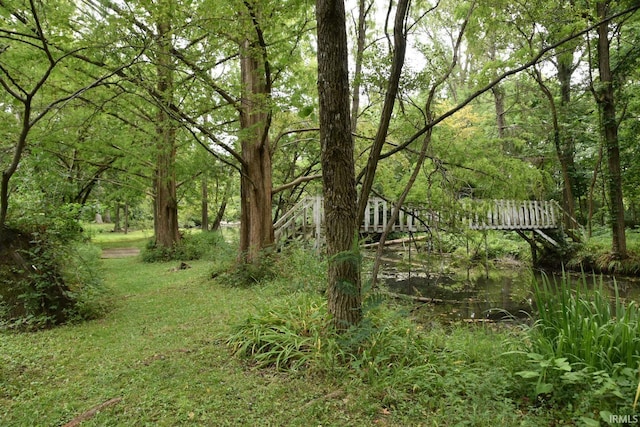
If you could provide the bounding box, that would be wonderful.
[381,259,640,323]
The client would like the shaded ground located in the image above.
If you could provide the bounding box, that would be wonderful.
[100,248,140,259]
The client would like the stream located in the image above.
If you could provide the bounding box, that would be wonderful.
[377,248,640,323]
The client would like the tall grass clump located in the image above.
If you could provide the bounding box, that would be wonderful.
[516,272,640,415]
[531,273,640,371]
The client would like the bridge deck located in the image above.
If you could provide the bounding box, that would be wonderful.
[274,197,562,246]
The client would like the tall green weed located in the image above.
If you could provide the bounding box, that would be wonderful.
[515,272,640,416]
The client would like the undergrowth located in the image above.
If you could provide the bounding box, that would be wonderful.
[141,230,227,262]
[512,273,640,422]
[0,215,109,330]
[226,282,534,424]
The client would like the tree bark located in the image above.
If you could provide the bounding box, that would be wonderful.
[201,177,209,231]
[595,0,626,258]
[211,180,229,231]
[154,17,181,249]
[239,37,274,264]
[556,41,578,228]
[316,0,361,331]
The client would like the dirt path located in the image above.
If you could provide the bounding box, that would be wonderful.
[100,248,140,259]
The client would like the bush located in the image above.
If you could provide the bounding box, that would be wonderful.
[216,247,278,287]
[141,231,227,263]
[0,221,109,330]
[226,289,525,423]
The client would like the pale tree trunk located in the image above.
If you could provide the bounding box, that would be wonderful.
[154,18,180,249]
[239,38,274,264]
[316,0,361,331]
[596,1,626,258]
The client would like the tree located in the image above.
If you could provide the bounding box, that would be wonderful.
[238,2,274,264]
[153,1,181,249]
[316,0,361,330]
[594,0,627,258]
[0,0,129,235]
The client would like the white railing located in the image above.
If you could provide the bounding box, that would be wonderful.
[274,197,566,245]
[468,200,560,230]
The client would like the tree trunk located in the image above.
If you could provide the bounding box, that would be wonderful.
[595,1,626,258]
[492,85,506,139]
[316,0,362,331]
[356,0,409,226]
[350,0,369,133]
[239,38,274,264]
[532,69,577,230]
[212,180,229,231]
[201,177,209,231]
[154,18,180,249]
[124,204,129,234]
[113,203,121,232]
[556,50,578,228]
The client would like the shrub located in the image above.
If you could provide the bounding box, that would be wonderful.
[141,231,226,263]
[0,221,109,330]
[216,247,279,287]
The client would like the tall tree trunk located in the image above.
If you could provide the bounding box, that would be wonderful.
[532,69,576,230]
[154,18,180,249]
[316,0,361,331]
[239,38,274,264]
[212,180,230,231]
[350,0,370,133]
[595,0,626,258]
[113,203,122,232]
[356,0,409,225]
[492,85,506,139]
[556,49,578,228]
[201,177,209,231]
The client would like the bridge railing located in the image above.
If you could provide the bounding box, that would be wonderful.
[273,197,567,246]
[361,198,429,233]
[273,196,323,246]
[466,199,560,230]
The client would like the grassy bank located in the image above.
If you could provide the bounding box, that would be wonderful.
[1,240,638,425]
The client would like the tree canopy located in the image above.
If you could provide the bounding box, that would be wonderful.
[2,0,640,328]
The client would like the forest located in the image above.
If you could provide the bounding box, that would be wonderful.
[1,0,640,425]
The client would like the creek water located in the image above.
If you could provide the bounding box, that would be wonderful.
[377,249,640,323]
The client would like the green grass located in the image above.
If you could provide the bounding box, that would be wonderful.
[0,250,584,426]
[84,223,152,250]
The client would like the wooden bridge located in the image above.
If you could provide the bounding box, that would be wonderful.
[274,196,571,249]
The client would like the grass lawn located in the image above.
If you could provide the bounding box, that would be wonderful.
[1,258,388,426]
[0,246,564,426]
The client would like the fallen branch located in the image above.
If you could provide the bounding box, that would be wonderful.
[62,397,123,427]
[385,291,444,304]
[362,234,428,248]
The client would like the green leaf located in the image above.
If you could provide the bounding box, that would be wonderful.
[599,411,612,423]
[515,370,540,379]
[581,416,602,427]
[297,105,314,118]
[535,382,553,395]
[554,357,572,371]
